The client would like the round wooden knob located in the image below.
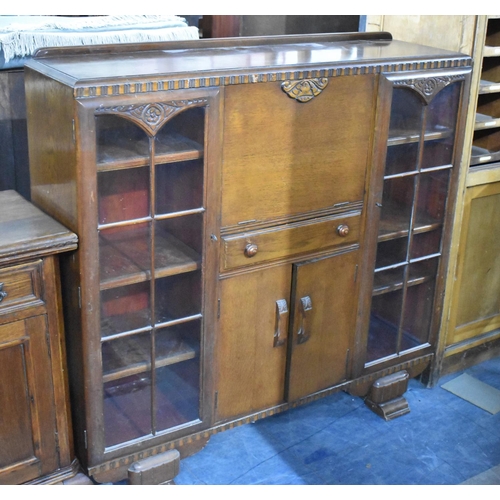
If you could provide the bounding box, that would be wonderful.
[337,224,350,237]
[244,243,258,257]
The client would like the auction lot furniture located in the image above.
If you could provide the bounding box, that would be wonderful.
[0,190,78,484]
[24,32,471,483]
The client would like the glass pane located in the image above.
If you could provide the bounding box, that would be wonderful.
[367,288,404,363]
[99,223,151,288]
[421,139,454,169]
[425,82,460,137]
[373,266,405,296]
[155,270,202,325]
[98,167,150,224]
[100,282,151,337]
[414,169,450,229]
[408,257,439,287]
[402,260,439,349]
[155,320,201,431]
[154,107,204,163]
[102,333,152,447]
[388,87,424,143]
[155,215,203,278]
[156,159,204,214]
[375,237,408,270]
[385,143,419,176]
[96,114,151,169]
[379,176,415,239]
[410,229,442,260]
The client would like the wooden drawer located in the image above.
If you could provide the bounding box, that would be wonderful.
[221,212,361,271]
[0,261,43,315]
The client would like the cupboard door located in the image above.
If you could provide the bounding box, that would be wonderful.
[94,99,213,448]
[365,73,465,368]
[0,316,58,485]
[448,181,500,343]
[215,265,291,422]
[286,250,359,402]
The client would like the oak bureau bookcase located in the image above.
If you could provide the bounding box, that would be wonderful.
[24,32,471,483]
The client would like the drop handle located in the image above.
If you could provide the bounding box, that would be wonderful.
[0,283,7,303]
[274,299,288,347]
[337,224,350,237]
[244,243,258,257]
[297,296,312,345]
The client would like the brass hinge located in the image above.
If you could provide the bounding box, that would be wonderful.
[217,298,221,319]
[78,286,82,309]
[72,119,76,143]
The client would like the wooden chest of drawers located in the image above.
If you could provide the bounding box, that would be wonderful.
[0,190,78,484]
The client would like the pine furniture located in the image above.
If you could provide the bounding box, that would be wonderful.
[438,16,500,375]
[24,32,471,483]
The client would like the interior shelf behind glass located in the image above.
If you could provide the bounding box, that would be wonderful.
[99,225,201,290]
[97,133,203,171]
[102,331,197,384]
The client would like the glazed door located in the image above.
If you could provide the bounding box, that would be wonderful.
[91,92,219,451]
[286,250,359,402]
[363,70,468,369]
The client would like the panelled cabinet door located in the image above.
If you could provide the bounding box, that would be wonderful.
[215,265,291,422]
[449,181,500,344]
[363,70,468,369]
[286,250,359,402]
[0,316,58,485]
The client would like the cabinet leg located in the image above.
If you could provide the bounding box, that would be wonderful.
[127,449,180,485]
[364,370,410,421]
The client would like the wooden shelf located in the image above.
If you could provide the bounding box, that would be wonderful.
[100,227,201,290]
[479,79,500,94]
[97,133,203,171]
[470,145,500,166]
[378,200,442,242]
[102,334,197,384]
[372,269,434,296]
[475,112,500,130]
[388,126,453,146]
[483,46,500,58]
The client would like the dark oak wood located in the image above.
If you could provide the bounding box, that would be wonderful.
[0,190,77,485]
[23,34,472,483]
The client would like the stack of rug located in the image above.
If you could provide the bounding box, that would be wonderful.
[0,15,200,69]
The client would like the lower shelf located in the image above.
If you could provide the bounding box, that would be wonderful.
[103,359,201,448]
[102,333,198,384]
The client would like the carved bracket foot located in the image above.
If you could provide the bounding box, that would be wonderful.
[128,449,180,485]
[364,370,410,421]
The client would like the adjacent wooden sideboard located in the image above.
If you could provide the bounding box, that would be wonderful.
[24,32,472,483]
[0,190,78,484]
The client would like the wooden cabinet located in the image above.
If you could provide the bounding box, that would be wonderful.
[24,32,471,483]
[216,249,360,421]
[0,190,77,484]
[421,16,500,379]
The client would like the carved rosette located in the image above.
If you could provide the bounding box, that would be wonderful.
[281,78,328,102]
[392,75,463,104]
[95,99,208,135]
